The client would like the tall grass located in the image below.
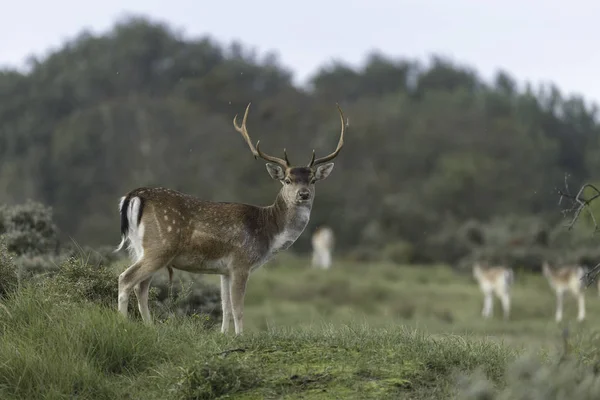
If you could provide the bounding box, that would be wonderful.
[0,250,600,398]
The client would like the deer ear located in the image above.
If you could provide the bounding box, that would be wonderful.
[265,163,285,180]
[314,163,334,181]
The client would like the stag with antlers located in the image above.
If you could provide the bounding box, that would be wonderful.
[114,103,347,335]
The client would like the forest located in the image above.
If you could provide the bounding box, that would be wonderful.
[1,16,599,271]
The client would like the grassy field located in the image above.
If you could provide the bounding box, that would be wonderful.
[2,253,600,399]
[194,254,600,351]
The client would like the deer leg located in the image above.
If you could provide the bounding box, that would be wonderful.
[499,292,511,321]
[312,250,320,268]
[555,290,564,322]
[118,255,170,321]
[118,260,142,318]
[482,291,493,318]
[230,270,249,335]
[323,250,332,269]
[133,276,153,324]
[576,292,586,322]
[220,275,232,333]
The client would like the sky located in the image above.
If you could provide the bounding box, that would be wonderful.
[2,0,600,104]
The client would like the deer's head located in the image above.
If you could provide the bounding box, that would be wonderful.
[233,103,347,207]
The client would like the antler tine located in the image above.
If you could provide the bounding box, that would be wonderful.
[308,103,348,167]
[255,141,290,167]
[233,103,289,167]
[233,103,258,159]
[307,149,315,167]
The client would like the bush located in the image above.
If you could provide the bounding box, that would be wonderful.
[175,356,260,400]
[47,256,118,305]
[381,240,415,264]
[345,246,382,263]
[0,238,18,297]
[421,219,484,264]
[150,273,222,325]
[0,201,60,256]
[62,243,122,267]
[41,255,222,325]
[456,355,600,399]
[13,253,63,279]
[458,245,550,272]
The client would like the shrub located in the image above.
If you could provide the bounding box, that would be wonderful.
[62,243,122,267]
[345,246,382,263]
[150,273,222,325]
[381,240,415,264]
[47,256,118,305]
[0,238,18,297]
[175,356,261,400]
[41,254,222,325]
[421,219,483,264]
[13,253,63,279]
[0,200,60,256]
[456,355,600,399]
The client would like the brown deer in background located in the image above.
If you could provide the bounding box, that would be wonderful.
[542,261,586,322]
[473,262,514,320]
[115,103,348,335]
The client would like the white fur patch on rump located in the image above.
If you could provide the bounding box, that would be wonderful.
[114,196,145,262]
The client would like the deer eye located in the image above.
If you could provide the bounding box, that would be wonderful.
[284,178,291,185]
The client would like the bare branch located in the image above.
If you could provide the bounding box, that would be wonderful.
[556,174,600,231]
[582,263,600,288]
[557,174,600,287]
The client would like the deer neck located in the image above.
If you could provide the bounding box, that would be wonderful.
[263,191,312,253]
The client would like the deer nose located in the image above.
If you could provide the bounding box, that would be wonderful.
[298,189,310,200]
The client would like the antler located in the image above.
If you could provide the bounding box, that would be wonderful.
[308,103,348,167]
[233,103,291,168]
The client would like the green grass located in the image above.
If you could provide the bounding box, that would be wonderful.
[0,285,513,399]
[198,254,600,352]
[3,254,600,399]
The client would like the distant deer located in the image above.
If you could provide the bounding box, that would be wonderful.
[311,225,335,269]
[115,103,348,335]
[473,262,514,320]
[542,261,586,322]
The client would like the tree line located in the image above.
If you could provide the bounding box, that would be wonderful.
[1,16,598,267]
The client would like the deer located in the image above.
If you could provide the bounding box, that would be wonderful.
[473,262,514,320]
[542,261,587,322]
[311,225,335,269]
[114,103,347,335]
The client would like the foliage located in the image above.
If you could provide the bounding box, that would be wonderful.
[457,355,600,399]
[1,16,597,258]
[42,255,222,324]
[0,239,18,297]
[176,356,260,400]
[2,252,600,398]
[148,271,222,325]
[0,201,59,256]
[47,256,119,305]
[0,280,515,400]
